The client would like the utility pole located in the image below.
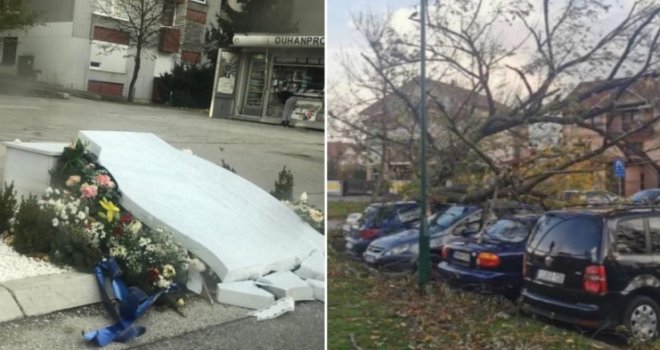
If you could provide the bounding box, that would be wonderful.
[418,0,430,288]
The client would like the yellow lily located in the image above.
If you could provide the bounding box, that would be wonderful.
[99,197,120,222]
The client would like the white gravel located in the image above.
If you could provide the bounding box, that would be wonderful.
[0,240,71,282]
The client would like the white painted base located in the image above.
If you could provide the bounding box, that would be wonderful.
[2,142,67,199]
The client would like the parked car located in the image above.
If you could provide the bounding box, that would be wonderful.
[362,204,482,270]
[362,202,542,271]
[562,190,624,205]
[344,201,422,257]
[437,214,540,298]
[629,189,660,204]
[521,206,660,341]
[341,212,362,237]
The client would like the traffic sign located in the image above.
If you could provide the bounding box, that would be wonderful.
[614,160,626,178]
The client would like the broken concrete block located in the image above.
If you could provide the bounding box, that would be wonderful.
[306,279,325,302]
[294,250,325,281]
[257,271,314,301]
[216,281,275,309]
[78,131,324,283]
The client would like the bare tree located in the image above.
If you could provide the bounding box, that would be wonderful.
[330,0,660,205]
[0,0,37,31]
[96,0,175,102]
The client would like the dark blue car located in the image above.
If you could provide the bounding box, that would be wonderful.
[437,214,540,298]
[344,201,422,257]
[362,205,482,270]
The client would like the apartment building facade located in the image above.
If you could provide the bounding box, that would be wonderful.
[564,76,660,196]
[0,0,219,102]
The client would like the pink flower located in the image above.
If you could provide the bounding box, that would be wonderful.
[65,175,81,188]
[96,174,114,188]
[80,183,98,199]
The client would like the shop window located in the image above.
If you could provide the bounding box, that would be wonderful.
[266,63,324,119]
[1,37,18,65]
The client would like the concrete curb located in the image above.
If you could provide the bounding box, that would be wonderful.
[0,272,103,321]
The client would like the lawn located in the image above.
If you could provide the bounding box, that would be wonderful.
[327,200,370,220]
[327,228,660,350]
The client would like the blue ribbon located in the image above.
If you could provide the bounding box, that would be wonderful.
[83,258,167,347]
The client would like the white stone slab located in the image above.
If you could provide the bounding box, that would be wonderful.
[77,131,324,283]
[294,250,325,281]
[1,272,101,317]
[257,271,314,301]
[306,279,325,302]
[216,281,275,309]
[2,142,67,199]
[0,285,23,322]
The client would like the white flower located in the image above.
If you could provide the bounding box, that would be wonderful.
[300,192,308,203]
[52,218,59,227]
[46,187,53,196]
[77,211,86,220]
[54,189,60,195]
[127,220,142,234]
[138,237,151,247]
[308,208,324,223]
[156,275,171,289]
[60,211,67,220]
[162,264,176,279]
[109,245,127,258]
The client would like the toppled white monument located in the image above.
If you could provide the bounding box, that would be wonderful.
[77,131,325,284]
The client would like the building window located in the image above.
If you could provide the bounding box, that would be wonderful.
[95,0,128,20]
[641,172,646,190]
[87,80,124,97]
[161,1,177,26]
[622,111,645,131]
[1,37,18,65]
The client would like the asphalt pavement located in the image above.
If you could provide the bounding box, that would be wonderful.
[0,95,324,208]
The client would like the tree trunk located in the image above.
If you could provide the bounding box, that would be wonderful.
[128,45,142,102]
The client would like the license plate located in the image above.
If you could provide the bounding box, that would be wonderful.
[452,251,470,262]
[346,242,354,249]
[536,269,565,284]
[364,254,375,263]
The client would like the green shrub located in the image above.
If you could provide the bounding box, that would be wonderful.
[155,63,215,108]
[13,195,56,254]
[50,225,102,271]
[0,182,17,234]
[270,166,294,201]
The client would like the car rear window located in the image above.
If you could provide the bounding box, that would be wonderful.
[528,214,602,257]
[485,219,529,243]
[360,205,398,226]
[430,206,472,230]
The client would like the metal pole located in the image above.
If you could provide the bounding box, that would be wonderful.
[418,0,430,288]
[209,48,223,118]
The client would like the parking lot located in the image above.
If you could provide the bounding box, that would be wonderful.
[0,95,324,209]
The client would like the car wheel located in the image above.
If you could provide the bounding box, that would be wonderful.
[624,295,660,342]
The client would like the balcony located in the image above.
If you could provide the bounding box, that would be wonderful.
[159,27,180,53]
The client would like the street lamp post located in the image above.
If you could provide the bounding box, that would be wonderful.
[418,0,430,288]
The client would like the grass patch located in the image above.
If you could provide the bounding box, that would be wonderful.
[327,232,653,349]
[327,201,369,220]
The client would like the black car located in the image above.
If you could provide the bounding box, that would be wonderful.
[438,214,540,298]
[521,206,660,341]
[344,201,422,257]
